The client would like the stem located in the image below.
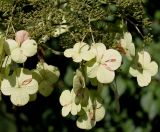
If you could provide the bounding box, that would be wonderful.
[111,79,120,113]
[88,17,95,44]
[40,43,63,55]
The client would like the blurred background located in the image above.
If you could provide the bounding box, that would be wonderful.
[0,0,160,132]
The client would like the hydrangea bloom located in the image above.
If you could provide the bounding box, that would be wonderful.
[76,98,105,130]
[59,89,81,117]
[33,62,60,97]
[129,51,158,87]
[120,32,135,60]
[86,43,122,83]
[1,68,38,106]
[4,30,37,63]
[64,42,95,62]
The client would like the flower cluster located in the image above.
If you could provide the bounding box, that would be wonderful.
[60,32,158,129]
[0,30,60,106]
[60,70,105,129]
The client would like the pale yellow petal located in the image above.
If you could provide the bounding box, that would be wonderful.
[145,61,158,76]
[138,51,151,66]
[62,105,71,117]
[64,48,73,58]
[129,67,140,77]
[11,48,27,63]
[76,113,95,130]
[21,39,37,57]
[4,39,19,55]
[137,71,151,87]
[94,43,106,61]
[95,103,105,122]
[120,39,127,48]
[1,72,17,95]
[59,90,72,106]
[102,49,122,70]
[81,49,96,61]
[10,89,30,106]
[97,65,115,83]
[73,53,82,62]
[22,79,38,94]
[71,103,81,115]
[86,61,99,78]
[124,32,132,43]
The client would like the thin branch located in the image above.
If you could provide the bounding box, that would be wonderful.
[88,17,95,43]
[40,43,63,55]
[111,79,120,113]
[126,18,144,39]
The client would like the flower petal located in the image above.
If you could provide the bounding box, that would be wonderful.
[60,90,72,106]
[23,79,38,94]
[124,32,132,44]
[21,39,37,57]
[73,42,87,51]
[145,61,158,76]
[15,30,29,44]
[81,49,95,61]
[95,101,105,122]
[76,113,95,130]
[102,49,122,70]
[11,48,27,63]
[71,103,81,115]
[137,71,151,87]
[86,61,99,78]
[10,89,30,106]
[1,72,18,95]
[64,48,73,58]
[72,53,83,62]
[120,39,127,49]
[126,42,135,60]
[4,39,19,55]
[129,67,140,77]
[93,43,106,62]
[62,105,71,117]
[1,79,15,96]
[97,65,115,83]
[16,68,32,84]
[138,51,151,66]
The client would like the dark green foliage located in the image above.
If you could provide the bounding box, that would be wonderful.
[0,0,152,49]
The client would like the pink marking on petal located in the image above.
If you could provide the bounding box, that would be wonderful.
[102,63,112,71]
[15,30,29,44]
[22,78,32,85]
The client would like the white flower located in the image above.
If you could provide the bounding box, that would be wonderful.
[76,98,105,130]
[129,51,158,87]
[120,32,135,60]
[32,62,60,97]
[59,89,81,117]
[64,42,95,62]
[86,43,122,83]
[1,68,38,106]
[4,30,37,63]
